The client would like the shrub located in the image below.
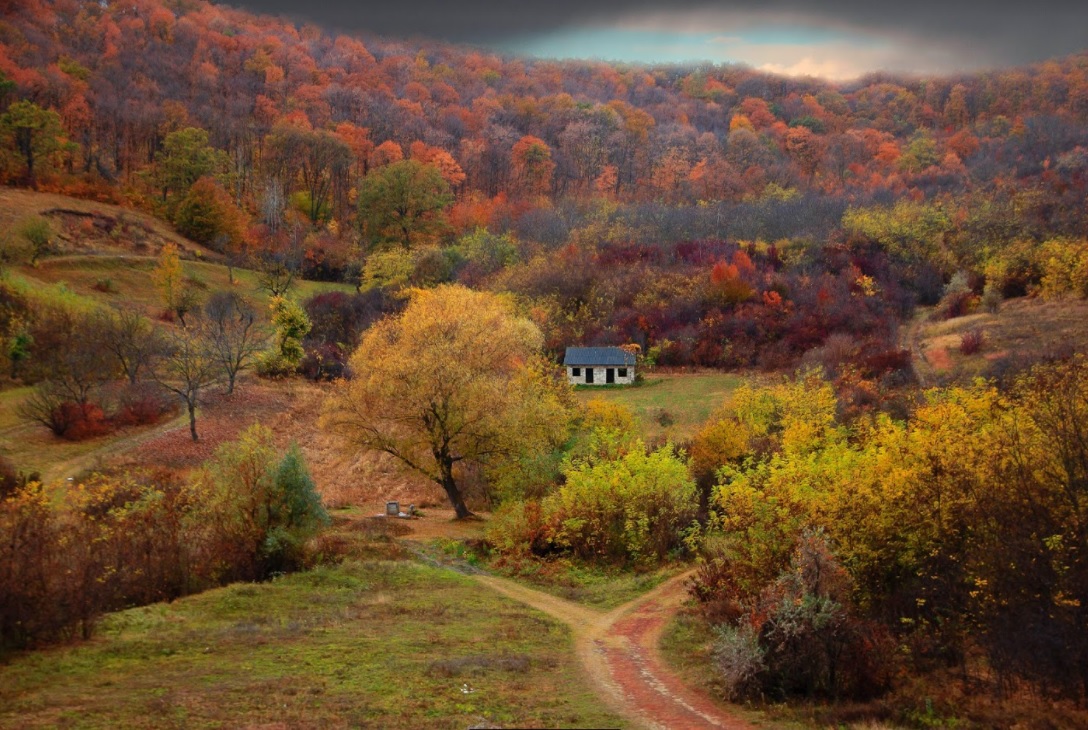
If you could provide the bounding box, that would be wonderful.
[701,532,893,702]
[58,401,110,440]
[20,388,112,439]
[112,383,177,426]
[0,456,24,499]
[186,426,328,581]
[859,347,912,379]
[712,624,765,701]
[263,443,329,573]
[0,430,330,653]
[1039,238,1088,300]
[93,277,117,293]
[960,328,985,355]
[485,500,549,556]
[18,216,53,265]
[172,177,246,252]
[489,440,698,565]
[0,484,71,648]
[800,333,860,379]
[259,296,311,376]
[299,343,349,381]
[302,289,396,353]
[0,472,191,650]
[931,289,975,320]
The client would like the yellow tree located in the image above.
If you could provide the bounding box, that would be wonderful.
[151,243,194,322]
[323,285,572,518]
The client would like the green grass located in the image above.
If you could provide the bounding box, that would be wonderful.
[0,382,190,482]
[489,556,682,610]
[0,385,32,432]
[575,372,747,441]
[19,256,353,315]
[0,385,131,479]
[660,610,721,697]
[0,558,625,729]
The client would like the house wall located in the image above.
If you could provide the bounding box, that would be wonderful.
[567,365,636,386]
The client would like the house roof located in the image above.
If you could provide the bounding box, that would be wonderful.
[563,347,636,367]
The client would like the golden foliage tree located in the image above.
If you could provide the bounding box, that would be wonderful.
[322,285,572,518]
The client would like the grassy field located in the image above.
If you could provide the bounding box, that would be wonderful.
[19,256,353,316]
[0,384,158,481]
[0,385,31,432]
[0,555,624,729]
[907,297,1088,384]
[492,560,683,610]
[574,371,747,441]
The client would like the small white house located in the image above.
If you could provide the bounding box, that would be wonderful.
[564,347,636,386]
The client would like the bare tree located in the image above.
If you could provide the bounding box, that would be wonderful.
[259,177,286,234]
[18,382,86,436]
[204,291,267,395]
[18,311,118,435]
[94,308,164,385]
[152,323,218,442]
[255,257,296,298]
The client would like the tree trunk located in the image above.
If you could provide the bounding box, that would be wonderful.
[187,400,198,441]
[439,459,472,519]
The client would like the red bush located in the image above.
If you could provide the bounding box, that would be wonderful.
[861,348,913,378]
[56,402,111,441]
[960,328,985,355]
[113,386,177,427]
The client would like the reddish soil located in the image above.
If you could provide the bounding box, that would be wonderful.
[475,572,755,730]
[600,577,753,729]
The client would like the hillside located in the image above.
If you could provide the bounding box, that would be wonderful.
[0,188,359,480]
[907,296,1088,384]
[0,188,217,260]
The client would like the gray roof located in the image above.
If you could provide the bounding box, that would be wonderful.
[563,347,636,366]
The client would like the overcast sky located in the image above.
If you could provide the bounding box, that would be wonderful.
[228,0,1088,79]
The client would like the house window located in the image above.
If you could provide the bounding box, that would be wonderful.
[572,367,581,377]
[618,368,628,378]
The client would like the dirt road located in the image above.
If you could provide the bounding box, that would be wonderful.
[475,572,754,730]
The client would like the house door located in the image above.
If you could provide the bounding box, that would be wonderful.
[606,368,615,384]
[585,368,594,384]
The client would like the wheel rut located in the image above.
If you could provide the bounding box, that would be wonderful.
[474,571,754,730]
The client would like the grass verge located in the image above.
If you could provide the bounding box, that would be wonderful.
[486,554,683,610]
[0,557,624,729]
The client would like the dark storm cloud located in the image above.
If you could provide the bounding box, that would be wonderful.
[227,0,1088,67]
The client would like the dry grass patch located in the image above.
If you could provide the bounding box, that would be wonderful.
[911,297,1088,383]
[0,187,214,259]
